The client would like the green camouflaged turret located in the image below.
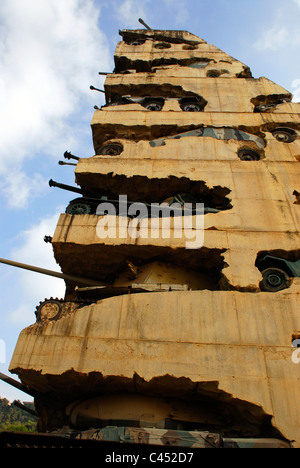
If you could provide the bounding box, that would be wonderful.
[149,126,265,149]
[69,426,292,448]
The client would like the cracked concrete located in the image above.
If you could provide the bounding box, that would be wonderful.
[8,28,300,446]
[10,291,300,442]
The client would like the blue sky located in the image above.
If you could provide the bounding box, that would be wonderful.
[0,0,300,402]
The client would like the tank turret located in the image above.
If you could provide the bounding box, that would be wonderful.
[0,257,103,286]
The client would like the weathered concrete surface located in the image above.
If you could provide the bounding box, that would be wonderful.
[115,29,251,77]
[50,214,300,292]
[9,290,300,445]
[79,133,299,163]
[103,75,291,115]
[75,159,300,233]
[91,109,300,152]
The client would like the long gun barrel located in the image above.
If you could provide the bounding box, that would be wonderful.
[13,400,37,417]
[0,258,106,286]
[90,85,105,93]
[49,179,83,195]
[58,161,77,166]
[138,18,152,30]
[64,151,80,161]
[0,372,36,397]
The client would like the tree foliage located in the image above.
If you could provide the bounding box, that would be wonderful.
[0,398,37,432]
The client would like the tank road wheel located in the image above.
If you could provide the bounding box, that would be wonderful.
[35,299,62,322]
[155,42,171,49]
[98,143,123,155]
[127,40,145,46]
[260,268,291,292]
[66,201,92,215]
[143,100,164,111]
[272,129,296,143]
[181,102,203,112]
[237,148,260,161]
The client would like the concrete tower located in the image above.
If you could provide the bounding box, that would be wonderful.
[7,27,300,448]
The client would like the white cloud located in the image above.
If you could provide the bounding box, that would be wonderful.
[113,0,191,30]
[254,26,289,51]
[162,0,190,26]
[1,172,47,209]
[113,0,151,28]
[0,0,111,208]
[254,1,300,52]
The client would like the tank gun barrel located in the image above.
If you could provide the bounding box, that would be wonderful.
[49,179,83,195]
[90,85,105,93]
[0,257,106,286]
[138,18,152,30]
[64,151,80,161]
[13,400,37,417]
[58,161,77,166]
[0,372,36,397]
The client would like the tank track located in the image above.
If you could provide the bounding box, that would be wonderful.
[35,298,92,323]
[0,430,117,448]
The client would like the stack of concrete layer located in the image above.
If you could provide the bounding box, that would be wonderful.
[10,29,300,445]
